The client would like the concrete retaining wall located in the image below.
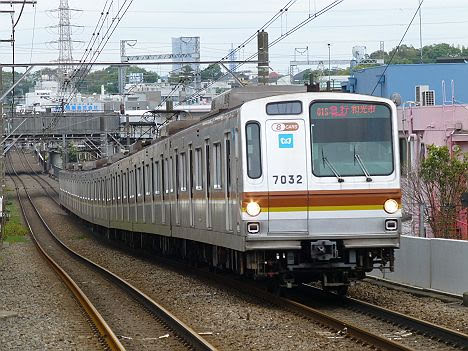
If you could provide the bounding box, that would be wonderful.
[370,235,468,296]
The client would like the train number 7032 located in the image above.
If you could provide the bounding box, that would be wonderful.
[272,175,303,185]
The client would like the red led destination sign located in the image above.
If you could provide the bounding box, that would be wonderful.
[314,103,378,118]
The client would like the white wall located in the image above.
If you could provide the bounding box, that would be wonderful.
[370,235,468,296]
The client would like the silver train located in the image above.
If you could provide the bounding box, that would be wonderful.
[60,88,402,292]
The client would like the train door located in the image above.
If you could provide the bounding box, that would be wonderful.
[152,159,160,224]
[224,133,233,231]
[145,161,152,224]
[133,166,138,223]
[137,164,143,223]
[175,151,180,225]
[118,173,122,221]
[162,156,170,225]
[265,119,308,233]
[124,171,129,222]
[188,146,194,227]
[205,139,212,228]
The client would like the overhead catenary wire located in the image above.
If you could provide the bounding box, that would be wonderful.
[74,0,112,70]
[131,0,345,143]
[13,0,26,29]
[175,0,344,109]
[44,0,135,133]
[126,0,302,145]
[370,0,425,95]
[29,2,36,63]
[144,0,301,122]
[65,0,134,101]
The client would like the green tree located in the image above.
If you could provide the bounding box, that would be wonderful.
[368,43,465,64]
[201,64,223,81]
[412,146,468,239]
[1,70,36,103]
[77,66,160,94]
[67,143,78,163]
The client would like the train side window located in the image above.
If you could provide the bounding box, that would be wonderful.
[133,169,136,199]
[154,161,160,194]
[195,148,203,190]
[213,142,222,189]
[112,175,116,201]
[103,178,106,202]
[245,122,262,179]
[180,152,187,191]
[130,170,134,199]
[117,174,121,200]
[127,172,131,199]
[205,141,211,191]
[145,163,151,196]
[137,166,142,197]
[266,101,302,115]
[164,159,169,194]
[107,178,110,202]
[225,136,232,192]
[123,173,127,200]
[127,171,130,200]
[134,168,138,199]
[169,157,174,193]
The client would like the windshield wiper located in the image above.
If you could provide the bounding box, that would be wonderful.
[321,149,344,183]
[354,147,373,182]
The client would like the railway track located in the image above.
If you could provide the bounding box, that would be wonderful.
[188,270,460,351]
[289,285,468,351]
[18,149,468,351]
[18,149,60,202]
[7,151,217,351]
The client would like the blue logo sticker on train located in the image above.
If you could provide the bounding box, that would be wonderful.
[279,134,294,148]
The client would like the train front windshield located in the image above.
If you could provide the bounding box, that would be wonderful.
[310,101,393,178]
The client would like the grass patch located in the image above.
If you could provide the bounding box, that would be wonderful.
[2,191,29,243]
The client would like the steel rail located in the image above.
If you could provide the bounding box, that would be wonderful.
[18,149,60,202]
[27,151,419,351]
[302,285,468,350]
[204,275,416,351]
[8,151,218,351]
[91,243,417,351]
[6,155,125,351]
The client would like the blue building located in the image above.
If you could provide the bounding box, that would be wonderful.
[344,63,468,106]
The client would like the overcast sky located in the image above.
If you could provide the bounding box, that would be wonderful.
[1,0,468,75]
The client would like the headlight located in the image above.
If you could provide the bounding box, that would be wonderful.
[246,201,261,217]
[384,199,399,214]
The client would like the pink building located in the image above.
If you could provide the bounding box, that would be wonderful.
[398,104,468,165]
[397,104,468,239]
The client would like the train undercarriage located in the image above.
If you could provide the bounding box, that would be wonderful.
[79,214,395,295]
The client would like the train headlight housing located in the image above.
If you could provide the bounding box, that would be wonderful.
[246,201,261,217]
[384,199,399,214]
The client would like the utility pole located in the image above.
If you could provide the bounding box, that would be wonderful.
[0,1,37,115]
[119,40,137,149]
[257,31,269,85]
[0,0,36,220]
